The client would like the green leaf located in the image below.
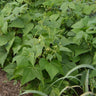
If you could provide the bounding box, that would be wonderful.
[92,52,96,65]
[62,62,77,76]
[28,52,35,66]
[90,70,96,78]
[46,54,53,61]
[80,54,92,64]
[13,55,30,68]
[0,47,7,66]
[0,32,15,46]
[46,63,59,80]
[60,2,68,12]
[4,63,16,74]
[12,36,22,54]
[34,45,43,58]
[1,3,13,16]
[72,17,89,29]
[21,68,36,85]
[50,88,60,96]
[20,90,47,96]
[23,23,34,36]
[56,53,62,62]
[21,67,43,85]
[59,46,72,52]
[50,14,59,21]
[0,33,15,66]
[5,37,15,52]
[21,13,32,24]
[75,47,89,57]
[1,21,8,34]
[39,58,59,80]
[69,2,75,9]
[83,5,94,15]
[4,63,16,79]
[16,0,24,3]
[60,37,73,46]
[9,18,24,28]
[0,15,4,27]
[0,35,9,46]
[66,64,95,77]
[73,31,84,44]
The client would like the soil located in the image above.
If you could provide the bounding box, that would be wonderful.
[0,68,33,96]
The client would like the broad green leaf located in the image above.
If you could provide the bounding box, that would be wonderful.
[50,14,59,21]
[23,23,34,35]
[87,17,96,26]
[0,15,4,28]
[56,53,62,62]
[83,5,94,15]
[1,21,8,34]
[39,58,59,80]
[0,33,15,66]
[5,37,15,52]
[13,55,30,68]
[12,4,27,15]
[46,63,59,80]
[21,13,32,24]
[28,52,35,66]
[0,35,9,46]
[60,2,68,12]
[90,70,96,78]
[23,38,43,59]
[11,67,24,79]
[21,67,43,85]
[21,68,36,85]
[46,54,53,61]
[9,18,24,28]
[50,88,60,96]
[4,63,16,79]
[0,32,15,46]
[72,17,89,29]
[0,47,7,66]
[1,3,13,16]
[59,46,72,52]
[60,37,73,46]
[43,20,60,28]
[80,54,92,64]
[62,62,77,76]
[13,49,35,67]
[73,31,84,44]
[16,0,24,3]
[69,2,75,9]
[72,20,83,29]
[23,38,39,47]
[34,45,43,58]
[39,58,47,70]
[4,63,16,74]
[92,52,96,65]
[74,46,89,57]
[12,36,22,54]
[51,60,63,75]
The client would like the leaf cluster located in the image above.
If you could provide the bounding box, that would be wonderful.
[0,0,96,95]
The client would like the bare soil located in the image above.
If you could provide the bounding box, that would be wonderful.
[0,68,32,96]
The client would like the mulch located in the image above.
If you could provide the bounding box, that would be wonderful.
[0,68,32,96]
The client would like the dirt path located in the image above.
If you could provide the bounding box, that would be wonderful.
[0,68,32,96]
